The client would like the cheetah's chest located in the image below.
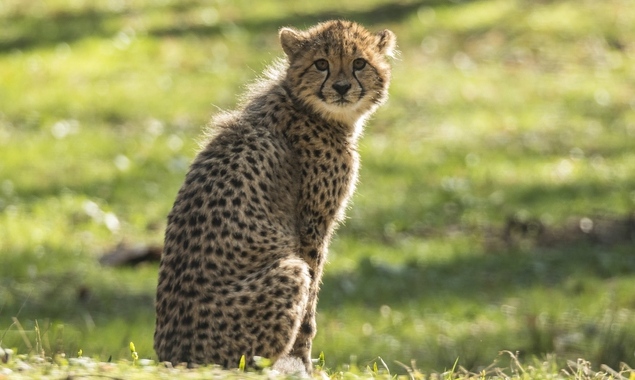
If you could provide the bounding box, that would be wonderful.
[287,122,359,245]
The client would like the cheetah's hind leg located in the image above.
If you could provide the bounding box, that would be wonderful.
[242,257,311,371]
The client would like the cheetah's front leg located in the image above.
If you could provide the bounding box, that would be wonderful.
[287,285,318,372]
[287,242,326,373]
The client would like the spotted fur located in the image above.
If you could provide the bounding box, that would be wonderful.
[154,20,395,373]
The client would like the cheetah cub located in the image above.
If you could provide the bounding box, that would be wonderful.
[154,20,395,373]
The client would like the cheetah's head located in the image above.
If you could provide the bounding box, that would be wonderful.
[280,20,396,127]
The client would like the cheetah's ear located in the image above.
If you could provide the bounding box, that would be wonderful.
[375,29,397,58]
[279,27,305,58]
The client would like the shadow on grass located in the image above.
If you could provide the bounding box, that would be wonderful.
[0,254,156,325]
[320,242,635,309]
[1,8,117,52]
[318,241,635,370]
[147,1,435,39]
[0,246,157,358]
[1,0,469,52]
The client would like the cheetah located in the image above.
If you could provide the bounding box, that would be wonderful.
[154,20,395,373]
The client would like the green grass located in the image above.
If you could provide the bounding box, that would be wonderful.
[1,350,634,380]
[1,0,635,377]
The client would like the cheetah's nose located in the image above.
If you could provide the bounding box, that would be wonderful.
[332,82,351,96]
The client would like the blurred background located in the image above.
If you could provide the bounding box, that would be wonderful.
[1,0,634,373]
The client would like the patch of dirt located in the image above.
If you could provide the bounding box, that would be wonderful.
[487,212,635,252]
[99,242,162,267]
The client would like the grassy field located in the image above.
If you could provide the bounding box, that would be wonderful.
[1,0,635,377]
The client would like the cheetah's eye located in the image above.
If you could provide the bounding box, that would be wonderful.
[314,59,329,71]
[353,58,366,70]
